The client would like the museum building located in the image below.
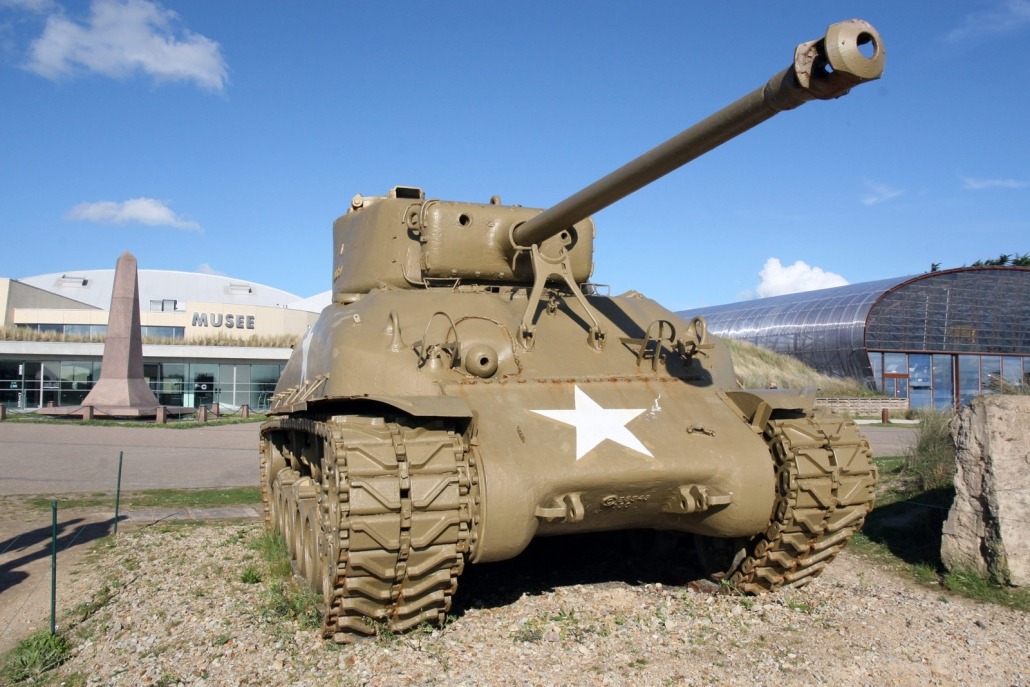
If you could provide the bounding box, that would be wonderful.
[0,269,327,411]
[680,266,1030,410]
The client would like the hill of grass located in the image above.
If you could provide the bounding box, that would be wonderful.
[723,338,877,397]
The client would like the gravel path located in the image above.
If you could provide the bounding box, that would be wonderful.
[43,521,1030,687]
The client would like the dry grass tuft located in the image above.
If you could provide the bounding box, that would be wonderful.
[0,326,298,348]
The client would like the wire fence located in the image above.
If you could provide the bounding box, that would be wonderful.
[0,446,262,654]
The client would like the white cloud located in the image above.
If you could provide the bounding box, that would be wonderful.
[64,197,201,232]
[24,0,227,91]
[756,258,848,298]
[961,175,1030,190]
[861,180,904,206]
[196,263,225,276]
[945,0,1030,43]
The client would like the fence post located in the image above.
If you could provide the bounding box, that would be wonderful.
[51,501,57,635]
[241,404,250,419]
[198,405,208,423]
[114,451,124,535]
[0,404,6,421]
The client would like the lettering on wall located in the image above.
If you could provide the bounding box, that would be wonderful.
[191,313,256,329]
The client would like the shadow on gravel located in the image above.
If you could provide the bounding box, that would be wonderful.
[861,487,954,568]
[0,517,116,594]
[451,529,708,618]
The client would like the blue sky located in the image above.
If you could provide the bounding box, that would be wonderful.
[1,1,1028,310]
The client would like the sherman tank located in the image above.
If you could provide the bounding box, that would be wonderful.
[261,19,884,642]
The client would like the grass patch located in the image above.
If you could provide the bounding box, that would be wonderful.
[68,583,116,624]
[27,486,262,511]
[0,630,71,684]
[943,567,1030,610]
[251,530,321,629]
[0,324,297,348]
[240,566,262,584]
[4,414,265,428]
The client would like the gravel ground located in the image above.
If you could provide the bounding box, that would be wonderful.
[38,521,1030,687]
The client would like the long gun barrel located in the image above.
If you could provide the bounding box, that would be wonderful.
[511,19,885,248]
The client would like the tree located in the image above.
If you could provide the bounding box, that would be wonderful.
[967,253,1029,268]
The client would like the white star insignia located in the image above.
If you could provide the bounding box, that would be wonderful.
[530,385,654,460]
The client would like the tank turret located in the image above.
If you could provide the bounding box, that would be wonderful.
[261,20,885,643]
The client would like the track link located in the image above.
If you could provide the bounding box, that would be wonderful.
[724,411,878,592]
[261,415,478,642]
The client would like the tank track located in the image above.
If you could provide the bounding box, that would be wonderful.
[721,411,878,592]
[260,415,478,642]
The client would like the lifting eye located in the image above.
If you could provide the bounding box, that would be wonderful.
[464,344,499,378]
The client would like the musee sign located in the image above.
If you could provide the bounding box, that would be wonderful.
[191,312,256,329]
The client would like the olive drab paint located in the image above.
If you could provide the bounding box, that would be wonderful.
[260,20,885,641]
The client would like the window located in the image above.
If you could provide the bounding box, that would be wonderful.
[982,356,1002,393]
[909,354,932,409]
[932,355,954,409]
[148,299,178,312]
[868,352,883,391]
[958,355,980,406]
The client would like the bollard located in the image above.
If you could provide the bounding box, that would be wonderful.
[198,405,208,423]
[881,408,890,424]
[0,404,6,421]
[82,405,94,422]
[212,403,220,418]
[241,404,250,419]
[156,406,167,424]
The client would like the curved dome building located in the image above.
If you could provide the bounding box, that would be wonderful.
[681,267,1030,409]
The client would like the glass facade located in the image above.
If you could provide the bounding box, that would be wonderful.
[865,269,1030,354]
[867,350,1024,410]
[0,359,282,411]
[684,276,910,381]
[681,267,1030,410]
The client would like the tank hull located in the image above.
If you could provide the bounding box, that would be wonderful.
[260,287,877,640]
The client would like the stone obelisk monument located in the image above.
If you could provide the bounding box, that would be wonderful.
[40,252,191,419]
[79,252,161,414]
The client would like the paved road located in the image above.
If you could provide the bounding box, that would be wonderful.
[0,422,260,495]
[0,420,917,496]
[0,422,261,654]
[856,423,919,458]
